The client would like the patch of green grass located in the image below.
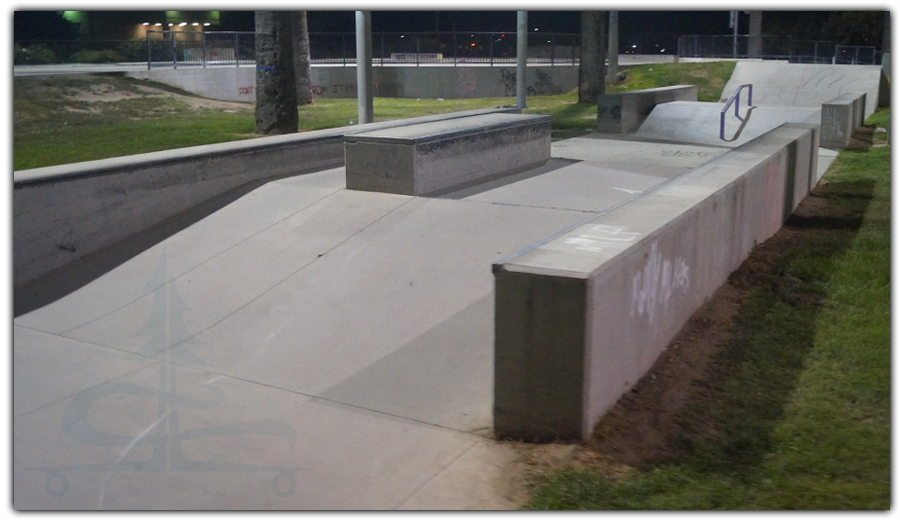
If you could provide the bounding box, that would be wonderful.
[14,61,738,170]
[608,61,737,102]
[864,107,890,142]
[528,130,890,510]
[15,112,257,170]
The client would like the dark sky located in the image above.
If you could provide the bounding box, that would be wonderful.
[299,11,733,37]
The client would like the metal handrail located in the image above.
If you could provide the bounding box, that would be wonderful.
[720,84,752,140]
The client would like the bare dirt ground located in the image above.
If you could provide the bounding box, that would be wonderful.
[64,81,251,112]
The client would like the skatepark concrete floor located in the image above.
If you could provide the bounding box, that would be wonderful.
[14,61,862,509]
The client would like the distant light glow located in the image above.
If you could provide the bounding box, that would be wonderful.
[203,23,210,26]
[192,22,199,26]
[142,22,149,26]
[155,23,162,26]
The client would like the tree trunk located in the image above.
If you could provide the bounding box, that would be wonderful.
[292,11,313,106]
[255,11,298,135]
[578,11,608,104]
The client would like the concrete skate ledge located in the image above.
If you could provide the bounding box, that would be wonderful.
[344,113,551,196]
[820,93,866,150]
[597,84,698,134]
[493,123,819,441]
[13,107,519,290]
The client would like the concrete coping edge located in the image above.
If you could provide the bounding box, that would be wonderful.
[343,114,551,145]
[493,123,817,277]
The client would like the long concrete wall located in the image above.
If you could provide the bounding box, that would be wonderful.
[13,107,519,295]
[129,64,578,102]
[493,123,820,440]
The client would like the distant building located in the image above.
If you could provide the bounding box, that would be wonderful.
[60,11,228,40]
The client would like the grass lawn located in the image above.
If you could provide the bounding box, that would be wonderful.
[13,61,736,170]
[526,114,891,510]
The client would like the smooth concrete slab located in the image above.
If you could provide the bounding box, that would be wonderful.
[461,160,670,213]
[13,362,498,510]
[721,61,884,117]
[179,197,590,403]
[550,135,730,168]
[60,189,414,356]
[13,325,156,418]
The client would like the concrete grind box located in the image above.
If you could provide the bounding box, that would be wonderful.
[493,124,819,441]
[344,114,551,196]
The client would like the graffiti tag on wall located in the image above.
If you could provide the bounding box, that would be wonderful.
[498,68,563,97]
[630,242,690,325]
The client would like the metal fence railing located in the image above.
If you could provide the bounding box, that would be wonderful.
[145,30,582,69]
[677,34,883,65]
[14,31,885,68]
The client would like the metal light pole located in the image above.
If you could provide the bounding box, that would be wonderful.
[355,11,373,124]
[731,11,738,58]
[516,11,527,109]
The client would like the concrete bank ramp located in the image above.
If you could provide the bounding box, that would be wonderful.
[632,101,821,147]
[721,61,885,116]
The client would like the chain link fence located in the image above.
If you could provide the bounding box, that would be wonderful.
[15,31,884,68]
[142,31,582,68]
[677,34,882,64]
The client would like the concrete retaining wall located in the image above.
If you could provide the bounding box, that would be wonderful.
[820,93,867,149]
[493,123,819,440]
[128,64,578,102]
[596,85,698,134]
[13,107,519,292]
[345,113,550,196]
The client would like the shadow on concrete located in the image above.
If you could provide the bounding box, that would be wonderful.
[13,175,300,318]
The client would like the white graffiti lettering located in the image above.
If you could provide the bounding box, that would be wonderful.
[566,224,641,253]
[630,242,690,324]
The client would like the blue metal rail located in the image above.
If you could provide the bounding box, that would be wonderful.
[720,84,753,140]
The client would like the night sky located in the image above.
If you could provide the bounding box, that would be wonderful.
[285,11,733,37]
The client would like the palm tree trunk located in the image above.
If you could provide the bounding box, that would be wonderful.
[292,11,314,106]
[255,11,298,135]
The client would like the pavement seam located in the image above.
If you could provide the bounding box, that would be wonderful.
[14,323,135,356]
[58,186,344,336]
[13,359,161,420]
